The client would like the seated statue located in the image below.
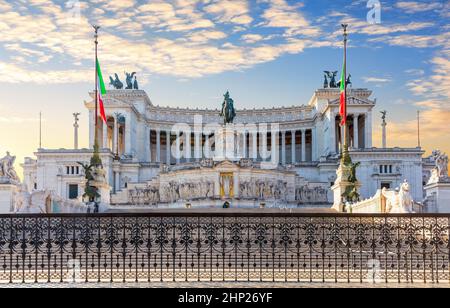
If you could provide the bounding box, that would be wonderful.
[0,152,20,184]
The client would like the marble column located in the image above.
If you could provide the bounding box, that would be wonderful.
[156,130,161,163]
[166,131,171,165]
[261,130,268,161]
[366,111,373,148]
[281,131,286,165]
[102,121,108,149]
[271,131,278,165]
[204,134,210,159]
[195,132,201,161]
[301,129,306,162]
[176,132,181,164]
[89,110,95,149]
[330,112,336,154]
[125,116,131,155]
[353,114,359,149]
[312,127,317,161]
[291,130,296,164]
[113,116,118,155]
[147,128,152,163]
[242,132,247,159]
[185,132,191,162]
[252,131,258,160]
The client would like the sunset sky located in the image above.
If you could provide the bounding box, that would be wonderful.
[0,0,448,175]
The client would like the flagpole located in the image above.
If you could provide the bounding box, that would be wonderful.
[417,110,421,148]
[342,24,349,162]
[93,25,100,149]
[39,112,42,149]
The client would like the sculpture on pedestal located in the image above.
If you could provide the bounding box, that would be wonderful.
[109,73,124,89]
[220,91,236,125]
[0,152,20,184]
[429,150,449,183]
[125,72,137,89]
[386,181,415,213]
[344,162,361,203]
[323,71,338,88]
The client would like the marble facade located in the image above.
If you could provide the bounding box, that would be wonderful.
[20,87,436,211]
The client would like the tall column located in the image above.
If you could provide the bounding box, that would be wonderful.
[271,131,278,165]
[353,114,359,149]
[176,132,181,164]
[73,113,80,150]
[281,131,286,165]
[185,132,191,162]
[147,128,152,163]
[242,132,247,158]
[330,112,336,154]
[194,131,201,161]
[102,121,108,149]
[365,111,373,148]
[89,110,95,149]
[156,130,161,163]
[125,115,131,155]
[301,129,306,162]
[252,131,258,160]
[312,127,317,161]
[204,134,211,159]
[291,130,296,164]
[381,116,387,149]
[113,116,119,156]
[261,129,268,161]
[166,131,171,164]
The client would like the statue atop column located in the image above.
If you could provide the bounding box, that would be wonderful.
[73,113,80,150]
[220,91,236,125]
[381,111,387,124]
[381,110,387,148]
[0,152,20,184]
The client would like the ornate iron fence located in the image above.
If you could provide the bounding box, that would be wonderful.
[0,212,449,284]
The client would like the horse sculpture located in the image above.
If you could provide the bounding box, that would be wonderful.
[324,71,338,88]
[125,72,137,89]
[109,73,124,89]
[220,91,236,125]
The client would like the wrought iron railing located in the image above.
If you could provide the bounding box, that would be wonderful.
[0,212,449,284]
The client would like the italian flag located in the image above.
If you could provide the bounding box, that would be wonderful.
[96,59,107,124]
[339,61,346,126]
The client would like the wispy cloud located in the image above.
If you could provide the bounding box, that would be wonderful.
[363,77,392,83]
[395,1,444,13]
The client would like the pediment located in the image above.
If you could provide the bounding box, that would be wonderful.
[214,160,239,170]
[329,96,375,106]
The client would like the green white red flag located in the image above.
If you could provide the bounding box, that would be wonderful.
[96,59,107,124]
[339,61,346,126]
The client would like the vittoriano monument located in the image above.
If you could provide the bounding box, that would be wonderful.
[220,91,236,125]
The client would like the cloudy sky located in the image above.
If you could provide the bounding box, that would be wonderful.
[0,0,448,172]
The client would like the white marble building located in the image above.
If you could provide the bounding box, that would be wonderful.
[21,87,433,210]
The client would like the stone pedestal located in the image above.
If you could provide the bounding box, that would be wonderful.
[0,183,17,213]
[214,126,238,162]
[424,181,450,213]
[87,166,111,211]
[331,164,361,212]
